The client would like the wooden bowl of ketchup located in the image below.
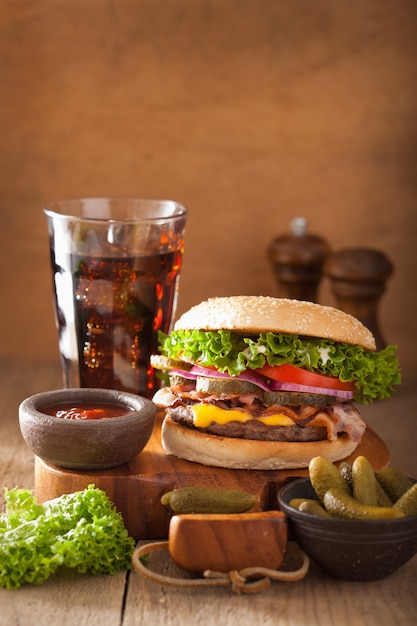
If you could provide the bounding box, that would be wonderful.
[19,388,156,470]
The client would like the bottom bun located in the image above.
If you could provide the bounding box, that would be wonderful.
[161,416,359,470]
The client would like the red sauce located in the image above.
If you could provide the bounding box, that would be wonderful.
[44,402,133,420]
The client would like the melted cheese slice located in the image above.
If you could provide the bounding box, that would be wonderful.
[191,404,295,428]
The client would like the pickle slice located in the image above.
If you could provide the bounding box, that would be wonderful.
[264,391,335,406]
[195,377,260,395]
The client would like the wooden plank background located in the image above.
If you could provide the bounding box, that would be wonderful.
[0,0,416,381]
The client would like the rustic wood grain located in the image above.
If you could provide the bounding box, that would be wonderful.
[167,511,288,573]
[0,357,416,625]
[33,413,390,540]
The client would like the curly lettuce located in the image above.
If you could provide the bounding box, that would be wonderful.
[0,485,135,590]
[159,329,401,404]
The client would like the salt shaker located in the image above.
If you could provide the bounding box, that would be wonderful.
[267,217,330,302]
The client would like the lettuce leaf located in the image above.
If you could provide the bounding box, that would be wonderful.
[159,329,401,404]
[0,485,135,590]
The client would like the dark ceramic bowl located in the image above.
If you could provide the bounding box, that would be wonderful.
[19,388,156,470]
[278,477,417,582]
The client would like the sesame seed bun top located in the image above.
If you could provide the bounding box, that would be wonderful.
[173,296,376,351]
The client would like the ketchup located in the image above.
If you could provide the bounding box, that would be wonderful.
[44,402,133,420]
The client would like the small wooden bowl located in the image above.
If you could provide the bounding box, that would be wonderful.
[19,388,156,470]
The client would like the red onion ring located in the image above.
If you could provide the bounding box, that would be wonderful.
[267,379,353,400]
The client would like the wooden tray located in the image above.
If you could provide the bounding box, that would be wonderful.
[34,413,390,540]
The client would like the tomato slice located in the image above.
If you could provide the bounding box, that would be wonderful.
[255,363,356,392]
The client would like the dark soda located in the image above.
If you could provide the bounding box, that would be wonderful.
[51,250,182,398]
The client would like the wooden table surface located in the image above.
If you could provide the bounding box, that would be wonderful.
[0,356,416,626]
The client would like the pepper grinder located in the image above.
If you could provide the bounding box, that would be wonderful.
[324,247,394,350]
[267,217,330,302]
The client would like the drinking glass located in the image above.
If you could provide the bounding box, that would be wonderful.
[44,197,187,398]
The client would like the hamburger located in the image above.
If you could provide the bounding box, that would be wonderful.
[151,296,400,470]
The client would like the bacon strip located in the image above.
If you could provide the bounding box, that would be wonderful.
[152,387,366,443]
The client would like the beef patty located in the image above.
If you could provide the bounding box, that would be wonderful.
[166,405,328,442]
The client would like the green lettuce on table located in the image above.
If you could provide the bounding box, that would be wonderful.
[0,484,135,590]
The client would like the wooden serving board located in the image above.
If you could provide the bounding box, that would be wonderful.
[34,412,390,541]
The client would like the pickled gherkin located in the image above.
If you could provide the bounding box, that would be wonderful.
[289,497,316,509]
[297,500,331,517]
[375,480,393,507]
[323,488,405,520]
[394,483,417,516]
[289,497,329,515]
[301,456,416,521]
[339,462,353,490]
[352,456,378,506]
[160,487,256,514]
[309,456,350,501]
[376,467,414,503]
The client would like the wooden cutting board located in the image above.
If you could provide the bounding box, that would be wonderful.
[34,412,390,540]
